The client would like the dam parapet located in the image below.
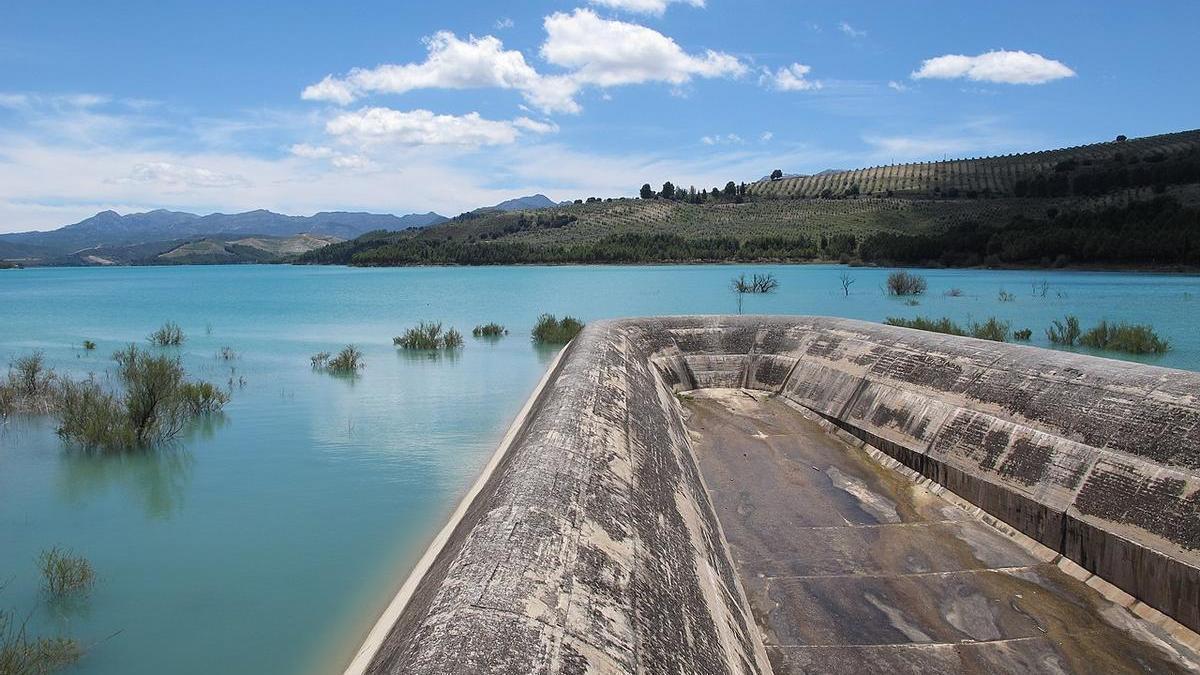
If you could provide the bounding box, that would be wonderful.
[353,316,1200,673]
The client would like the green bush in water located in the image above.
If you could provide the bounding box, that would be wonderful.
[1047,315,1081,346]
[38,547,96,598]
[326,345,364,373]
[1079,321,1170,354]
[968,317,1011,342]
[56,345,227,452]
[394,323,463,350]
[148,321,185,346]
[531,314,585,344]
[0,610,81,674]
[884,316,966,336]
[1013,328,1033,341]
[473,323,507,337]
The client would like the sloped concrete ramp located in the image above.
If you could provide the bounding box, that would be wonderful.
[685,388,1195,673]
[349,316,1200,674]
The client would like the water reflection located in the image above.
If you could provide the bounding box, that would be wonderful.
[396,349,462,364]
[57,447,196,520]
[533,344,564,366]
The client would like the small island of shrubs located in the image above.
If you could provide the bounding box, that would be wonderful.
[532,314,584,344]
[473,323,508,338]
[885,313,1168,355]
[311,345,364,373]
[395,322,464,350]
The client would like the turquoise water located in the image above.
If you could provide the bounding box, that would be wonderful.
[1,264,1197,674]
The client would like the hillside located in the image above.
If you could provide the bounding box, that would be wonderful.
[749,129,1200,199]
[0,209,446,264]
[299,129,1200,269]
[60,233,342,266]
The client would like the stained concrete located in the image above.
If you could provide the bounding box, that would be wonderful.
[684,388,1198,673]
[353,317,1200,674]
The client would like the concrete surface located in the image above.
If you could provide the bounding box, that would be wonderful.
[352,316,1200,674]
[685,388,1197,673]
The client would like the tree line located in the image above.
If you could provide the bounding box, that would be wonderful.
[343,233,820,266]
[859,197,1200,267]
[1013,148,1200,198]
[640,181,750,204]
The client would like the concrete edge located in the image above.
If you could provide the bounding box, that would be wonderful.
[342,343,573,675]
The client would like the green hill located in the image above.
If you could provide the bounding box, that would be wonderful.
[297,129,1200,269]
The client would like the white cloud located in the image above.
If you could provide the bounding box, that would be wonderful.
[912,50,1075,84]
[761,63,822,92]
[300,10,743,115]
[494,17,514,30]
[541,9,745,89]
[512,117,560,134]
[760,131,774,142]
[123,161,249,188]
[330,154,373,170]
[302,32,548,107]
[586,0,705,16]
[887,80,909,92]
[325,107,556,147]
[838,21,866,38]
[289,143,335,159]
[701,133,743,145]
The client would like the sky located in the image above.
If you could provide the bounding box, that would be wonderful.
[1,0,1198,233]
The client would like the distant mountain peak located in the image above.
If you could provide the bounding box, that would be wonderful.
[490,194,557,212]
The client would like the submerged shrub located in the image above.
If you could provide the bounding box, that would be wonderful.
[0,611,81,674]
[325,346,364,373]
[394,323,463,350]
[82,340,96,351]
[472,323,508,338]
[1047,315,1082,346]
[1079,321,1170,354]
[310,351,331,369]
[216,347,238,361]
[531,314,585,344]
[37,547,96,598]
[178,381,230,414]
[886,271,927,296]
[1,352,58,417]
[998,290,1016,302]
[968,317,1011,342]
[944,287,964,297]
[884,316,966,336]
[57,345,227,452]
[148,321,185,347]
[1013,328,1033,341]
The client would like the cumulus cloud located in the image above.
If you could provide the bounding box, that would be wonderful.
[760,63,822,92]
[587,0,705,16]
[494,17,514,30]
[301,10,744,114]
[912,50,1075,84]
[325,107,557,148]
[123,161,249,188]
[542,9,745,89]
[302,32,549,107]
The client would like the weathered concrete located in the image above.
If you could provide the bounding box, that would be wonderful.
[353,316,1200,674]
[685,388,1197,673]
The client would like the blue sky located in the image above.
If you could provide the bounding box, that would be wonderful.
[1,0,1197,232]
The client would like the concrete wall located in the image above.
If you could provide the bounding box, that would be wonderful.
[357,316,1200,673]
[645,316,1200,635]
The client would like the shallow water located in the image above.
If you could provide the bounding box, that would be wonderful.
[0,264,1197,674]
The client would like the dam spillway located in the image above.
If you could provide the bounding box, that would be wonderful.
[348,316,1200,674]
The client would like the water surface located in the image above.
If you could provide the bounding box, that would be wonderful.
[1,264,1197,674]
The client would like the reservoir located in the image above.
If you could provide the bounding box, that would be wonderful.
[1,263,1197,674]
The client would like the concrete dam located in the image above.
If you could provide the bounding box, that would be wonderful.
[347,316,1200,674]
